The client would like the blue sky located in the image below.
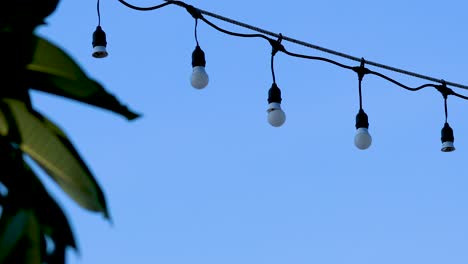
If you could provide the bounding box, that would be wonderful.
[34,0,468,263]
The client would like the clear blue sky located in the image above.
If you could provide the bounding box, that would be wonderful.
[34,0,468,263]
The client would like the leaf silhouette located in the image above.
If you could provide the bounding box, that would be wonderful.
[0,209,41,264]
[0,135,77,262]
[1,1,59,30]
[23,163,77,252]
[0,210,29,262]
[26,36,140,120]
[0,98,109,217]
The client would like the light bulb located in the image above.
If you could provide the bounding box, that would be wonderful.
[354,109,371,150]
[191,66,209,89]
[267,102,286,127]
[354,127,372,150]
[191,46,208,89]
[92,26,108,58]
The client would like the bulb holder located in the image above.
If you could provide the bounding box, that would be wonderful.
[441,141,455,152]
[441,122,455,152]
[267,103,286,127]
[267,102,282,113]
[354,127,372,150]
[92,26,108,58]
[192,45,206,67]
[355,109,369,129]
[92,46,108,58]
[268,83,282,104]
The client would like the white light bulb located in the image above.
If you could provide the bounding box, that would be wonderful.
[191,66,209,89]
[354,127,372,150]
[267,103,286,127]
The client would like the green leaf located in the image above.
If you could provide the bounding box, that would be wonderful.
[0,98,109,217]
[23,163,77,251]
[0,209,41,264]
[0,137,77,260]
[0,210,29,262]
[31,110,109,220]
[26,36,140,120]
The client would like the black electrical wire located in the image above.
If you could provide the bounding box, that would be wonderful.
[97,0,101,26]
[194,18,199,46]
[269,36,285,85]
[116,0,468,94]
[196,6,468,91]
[201,16,270,41]
[196,8,468,102]
[366,70,436,92]
[155,0,468,91]
[452,91,468,101]
[444,97,449,123]
[358,78,364,110]
[282,48,437,94]
[357,59,367,110]
[435,82,452,123]
[117,0,172,11]
[271,53,276,84]
[282,49,354,71]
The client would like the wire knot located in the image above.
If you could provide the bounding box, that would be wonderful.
[353,58,370,81]
[436,80,454,99]
[270,34,285,56]
[185,4,203,19]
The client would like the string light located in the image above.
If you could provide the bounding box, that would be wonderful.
[190,13,209,89]
[437,82,456,152]
[267,83,286,127]
[267,35,286,127]
[441,123,455,152]
[353,59,372,150]
[191,45,209,89]
[92,0,108,58]
[108,0,468,152]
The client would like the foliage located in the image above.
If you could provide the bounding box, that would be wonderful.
[0,1,139,263]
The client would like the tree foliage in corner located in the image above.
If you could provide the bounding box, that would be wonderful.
[0,1,139,263]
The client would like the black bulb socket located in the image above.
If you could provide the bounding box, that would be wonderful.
[441,122,455,152]
[268,83,282,104]
[355,109,369,129]
[92,26,107,48]
[441,122,455,143]
[192,45,206,67]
